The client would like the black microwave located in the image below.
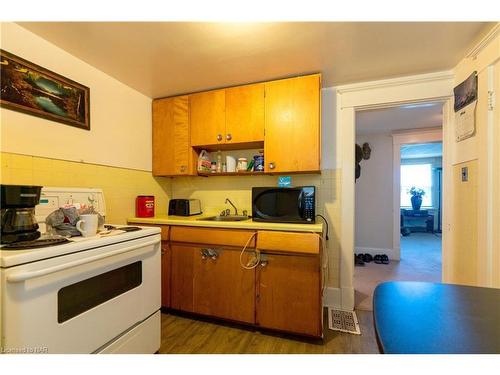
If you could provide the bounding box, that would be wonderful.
[252,186,315,224]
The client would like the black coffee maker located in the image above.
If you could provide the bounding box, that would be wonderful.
[1,185,42,244]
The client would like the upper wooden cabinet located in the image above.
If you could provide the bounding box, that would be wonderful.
[190,90,226,147]
[225,83,265,144]
[152,74,321,175]
[152,96,197,176]
[264,74,321,173]
[190,84,265,148]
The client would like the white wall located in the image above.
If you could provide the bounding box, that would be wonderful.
[355,132,393,252]
[0,22,152,171]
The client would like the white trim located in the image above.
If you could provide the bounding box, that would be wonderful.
[337,71,455,95]
[322,287,341,308]
[322,286,355,311]
[355,247,398,261]
[339,105,355,312]
[337,71,454,310]
[485,65,495,286]
[465,23,500,59]
[338,71,454,109]
[392,128,443,260]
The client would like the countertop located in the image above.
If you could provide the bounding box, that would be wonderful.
[127,214,323,233]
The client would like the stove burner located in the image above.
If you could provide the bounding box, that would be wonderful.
[2,238,70,250]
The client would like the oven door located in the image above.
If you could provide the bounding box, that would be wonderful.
[1,234,161,354]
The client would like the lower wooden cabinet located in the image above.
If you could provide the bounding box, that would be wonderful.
[193,246,255,323]
[161,241,172,308]
[162,226,323,338]
[256,253,322,337]
[170,244,195,312]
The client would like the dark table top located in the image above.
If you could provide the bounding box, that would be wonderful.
[373,281,500,354]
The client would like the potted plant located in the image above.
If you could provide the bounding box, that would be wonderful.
[408,187,425,210]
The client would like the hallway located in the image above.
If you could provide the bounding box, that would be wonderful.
[354,233,442,311]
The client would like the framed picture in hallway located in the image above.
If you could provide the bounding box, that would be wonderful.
[0,49,90,130]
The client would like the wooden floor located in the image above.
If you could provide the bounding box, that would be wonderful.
[159,309,379,354]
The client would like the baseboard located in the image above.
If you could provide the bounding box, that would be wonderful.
[323,287,341,308]
[355,246,399,261]
[323,287,355,311]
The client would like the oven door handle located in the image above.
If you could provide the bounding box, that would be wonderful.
[6,239,160,283]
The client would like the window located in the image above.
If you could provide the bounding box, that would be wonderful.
[401,164,432,208]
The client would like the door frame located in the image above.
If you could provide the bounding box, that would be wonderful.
[336,71,454,310]
[392,127,443,261]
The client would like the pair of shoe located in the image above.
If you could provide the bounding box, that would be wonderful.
[374,254,389,264]
[354,253,372,266]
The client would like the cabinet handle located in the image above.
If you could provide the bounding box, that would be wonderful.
[180,165,186,172]
[201,248,219,260]
[200,249,208,260]
[217,134,223,141]
[268,162,275,170]
[226,133,232,141]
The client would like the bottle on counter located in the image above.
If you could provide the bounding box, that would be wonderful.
[254,150,264,172]
[210,161,217,173]
[216,150,222,173]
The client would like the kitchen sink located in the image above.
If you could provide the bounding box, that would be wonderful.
[197,215,251,222]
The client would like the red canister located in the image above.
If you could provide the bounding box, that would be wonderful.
[136,195,155,217]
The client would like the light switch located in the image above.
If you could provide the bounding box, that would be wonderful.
[461,167,468,182]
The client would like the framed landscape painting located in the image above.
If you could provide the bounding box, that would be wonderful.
[0,49,90,130]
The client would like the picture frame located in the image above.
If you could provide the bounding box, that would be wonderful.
[0,49,90,130]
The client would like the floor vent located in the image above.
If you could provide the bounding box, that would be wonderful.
[328,309,361,335]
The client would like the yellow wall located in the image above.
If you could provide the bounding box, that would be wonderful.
[0,22,153,171]
[171,169,342,288]
[449,25,500,287]
[0,152,171,224]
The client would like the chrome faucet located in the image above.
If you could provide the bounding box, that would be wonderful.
[225,198,238,216]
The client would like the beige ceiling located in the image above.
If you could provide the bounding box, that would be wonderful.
[356,103,443,135]
[18,22,494,98]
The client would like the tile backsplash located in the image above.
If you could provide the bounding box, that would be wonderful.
[0,152,171,224]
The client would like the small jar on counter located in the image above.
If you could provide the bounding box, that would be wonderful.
[237,158,248,172]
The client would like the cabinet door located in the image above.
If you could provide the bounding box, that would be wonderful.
[193,246,255,323]
[225,83,265,144]
[152,96,196,176]
[264,74,321,173]
[190,90,226,147]
[161,242,171,308]
[256,253,322,337]
[170,244,195,312]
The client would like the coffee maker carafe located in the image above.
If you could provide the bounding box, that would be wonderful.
[1,185,42,244]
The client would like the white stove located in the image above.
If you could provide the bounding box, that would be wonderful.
[0,187,161,354]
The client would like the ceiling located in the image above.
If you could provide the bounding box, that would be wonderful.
[17,22,494,98]
[356,103,443,135]
[401,143,442,159]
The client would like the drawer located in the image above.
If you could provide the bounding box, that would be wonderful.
[256,231,320,255]
[170,226,256,248]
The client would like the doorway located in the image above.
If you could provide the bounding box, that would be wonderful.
[353,103,443,311]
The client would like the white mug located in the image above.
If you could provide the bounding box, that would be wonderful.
[226,155,236,172]
[76,214,99,237]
